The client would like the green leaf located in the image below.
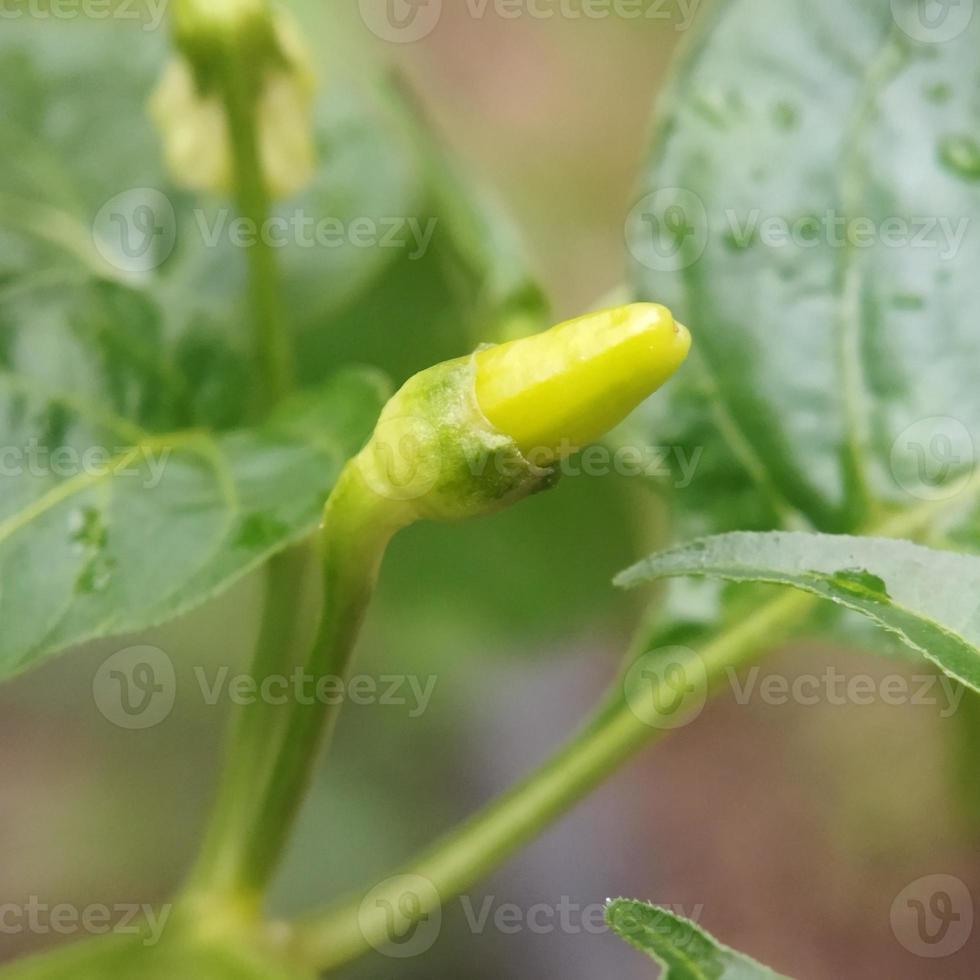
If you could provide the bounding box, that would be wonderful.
[0,13,622,674]
[0,13,540,416]
[0,19,428,331]
[605,899,788,979]
[0,11,547,398]
[0,365,386,682]
[617,532,980,692]
[0,10,563,678]
[631,0,980,532]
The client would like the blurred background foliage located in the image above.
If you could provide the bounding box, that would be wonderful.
[0,1,978,977]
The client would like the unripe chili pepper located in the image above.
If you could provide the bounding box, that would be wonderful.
[474,303,690,464]
[349,303,691,525]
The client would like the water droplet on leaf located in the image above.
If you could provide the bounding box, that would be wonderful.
[832,568,890,600]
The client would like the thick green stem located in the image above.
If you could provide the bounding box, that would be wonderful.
[183,544,317,912]
[222,51,293,404]
[289,588,812,971]
[235,464,407,893]
[182,463,404,913]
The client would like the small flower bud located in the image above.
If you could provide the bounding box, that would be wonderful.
[150,58,235,193]
[352,304,690,524]
[149,1,316,199]
[170,0,270,55]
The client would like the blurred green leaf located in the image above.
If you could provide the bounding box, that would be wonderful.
[0,17,548,387]
[0,12,551,422]
[0,20,431,364]
[605,899,788,978]
[631,0,980,532]
[618,531,980,691]
[0,11,592,676]
[0,362,386,681]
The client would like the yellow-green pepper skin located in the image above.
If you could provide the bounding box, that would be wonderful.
[474,303,690,464]
[353,303,691,524]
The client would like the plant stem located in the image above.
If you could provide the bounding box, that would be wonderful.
[222,53,293,405]
[183,544,317,912]
[289,489,960,972]
[235,464,407,894]
[290,587,813,972]
[182,462,404,912]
